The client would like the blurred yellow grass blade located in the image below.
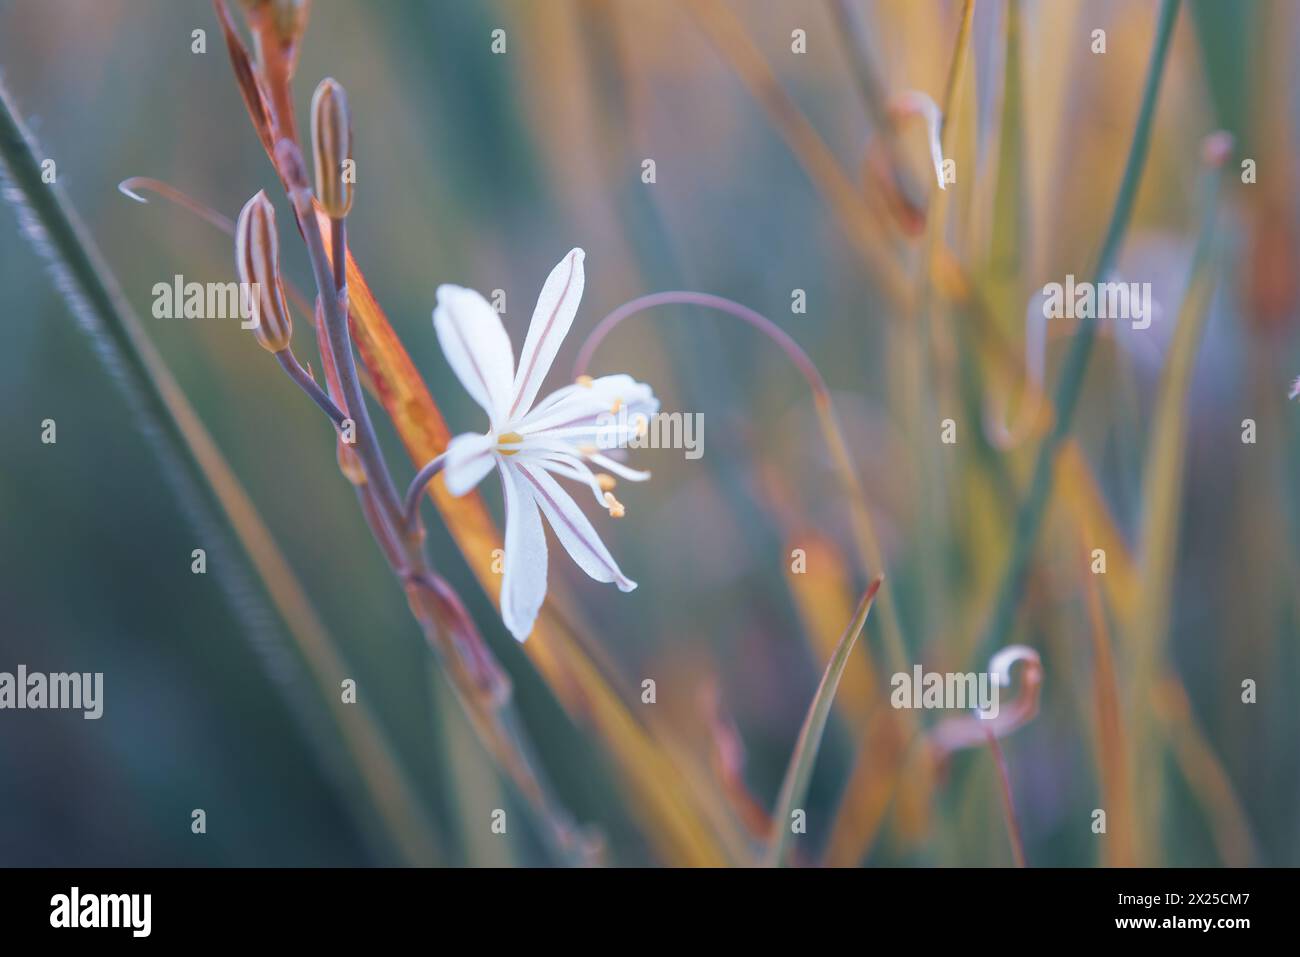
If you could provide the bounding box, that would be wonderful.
[784,532,875,724]
[1073,383,1252,869]
[314,209,731,865]
[1081,559,1135,866]
[986,0,1025,297]
[1153,678,1258,867]
[1057,444,1142,620]
[822,705,911,866]
[777,525,930,862]
[979,0,1042,445]
[937,0,975,149]
[766,578,883,867]
[957,276,1143,620]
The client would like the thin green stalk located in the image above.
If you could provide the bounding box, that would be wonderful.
[978,0,1181,657]
[0,78,441,864]
[765,578,882,867]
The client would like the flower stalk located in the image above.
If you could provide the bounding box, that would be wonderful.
[278,139,409,545]
[206,5,597,861]
[573,290,910,673]
[404,454,447,527]
[275,350,347,428]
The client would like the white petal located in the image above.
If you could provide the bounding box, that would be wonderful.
[517,463,636,592]
[508,248,585,420]
[499,462,548,642]
[516,379,659,455]
[441,432,495,496]
[530,450,609,507]
[523,373,645,420]
[433,284,516,429]
[587,451,651,482]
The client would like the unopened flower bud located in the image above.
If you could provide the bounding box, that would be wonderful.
[311,78,353,218]
[235,191,293,353]
[270,0,309,43]
[240,0,310,49]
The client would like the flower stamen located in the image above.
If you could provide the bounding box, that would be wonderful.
[496,430,524,455]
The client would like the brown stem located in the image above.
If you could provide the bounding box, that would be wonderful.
[985,726,1027,867]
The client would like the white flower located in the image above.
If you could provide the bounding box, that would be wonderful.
[433,248,657,642]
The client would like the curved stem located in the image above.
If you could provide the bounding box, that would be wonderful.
[118,175,317,322]
[574,290,910,673]
[403,454,446,528]
[276,348,347,428]
[119,175,234,232]
[574,291,826,396]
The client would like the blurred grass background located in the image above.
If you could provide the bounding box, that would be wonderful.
[0,0,1297,866]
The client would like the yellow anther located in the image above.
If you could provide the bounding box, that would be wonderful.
[603,491,626,518]
[610,397,623,413]
[496,431,524,455]
[575,375,594,388]
[577,443,598,456]
[596,474,617,492]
